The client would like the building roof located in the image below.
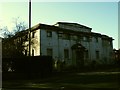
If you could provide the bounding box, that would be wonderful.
[55,22,92,30]
[32,23,92,36]
[3,22,113,41]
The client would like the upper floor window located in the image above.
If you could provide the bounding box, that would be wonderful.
[102,39,106,46]
[47,31,52,37]
[109,41,113,47]
[77,35,83,41]
[32,32,35,38]
[63,33,70,40]
[84,36,90,42]
[72,35,77,40]
[58,31,63,38]
[86,36,90,42]
[25,34,28,40]
[102,39,111,47]
[47,48,53,56]
[95,37,98,43]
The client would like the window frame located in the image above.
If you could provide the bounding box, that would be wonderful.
[47,31,52,37]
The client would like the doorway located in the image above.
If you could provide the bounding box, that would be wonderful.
[71,43,86,67]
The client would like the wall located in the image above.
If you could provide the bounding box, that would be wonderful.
[40,28,113,66]
[31,29,40,56]
[29,23,114,67]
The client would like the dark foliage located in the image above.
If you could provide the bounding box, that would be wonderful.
[1,17,28,58]
[3,56,53,80]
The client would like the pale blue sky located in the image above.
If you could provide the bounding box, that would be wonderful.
[0,2,118,49]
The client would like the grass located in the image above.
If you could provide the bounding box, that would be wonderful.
[2,71,120,90]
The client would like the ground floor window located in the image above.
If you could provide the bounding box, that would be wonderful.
[32,49,35,56]
[96,50,99,59]
[25,49,27,56]
[47,48,53,57]
[64,49,69,59]
[85,50,89,58]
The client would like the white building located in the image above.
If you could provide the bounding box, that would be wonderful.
[24,22,114,67]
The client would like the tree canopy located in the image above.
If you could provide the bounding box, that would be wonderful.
[2,17,28,58]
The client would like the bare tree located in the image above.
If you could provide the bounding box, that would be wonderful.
[2,17,28,57]
[12,17,28,34]
[0,17,28,38]
[0,26,13,38]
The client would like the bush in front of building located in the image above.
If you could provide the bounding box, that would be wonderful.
[2,56,53,80]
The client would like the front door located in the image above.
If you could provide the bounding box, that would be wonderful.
[71,43,85,67]
[76,49,84,67]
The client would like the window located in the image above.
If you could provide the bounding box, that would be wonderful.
[63,33,70,40]
[109,41,113,47]
[47,48,53,56]
[77,35,83,41]
[32,32,35,38]
[102,40,105,47]
[83,37,86,41]
[86,36,90,42]
[96,51,99,59]
[32,49,34,56]
[83,36,90,42]
[58,32,63,38]
[64,49,69,59]
[72,35,77,40]
[47,31,52,37]
[24,34,28,40]
[25,50,27,56]
[85,50,89,58]
[102,39,110,47]
[95,37,98,42]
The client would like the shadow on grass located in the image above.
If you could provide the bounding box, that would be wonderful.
[2,72,120,89]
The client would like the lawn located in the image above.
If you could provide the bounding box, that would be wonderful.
[2,72,120,90]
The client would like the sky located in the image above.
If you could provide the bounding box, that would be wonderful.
[0,1,118,49]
